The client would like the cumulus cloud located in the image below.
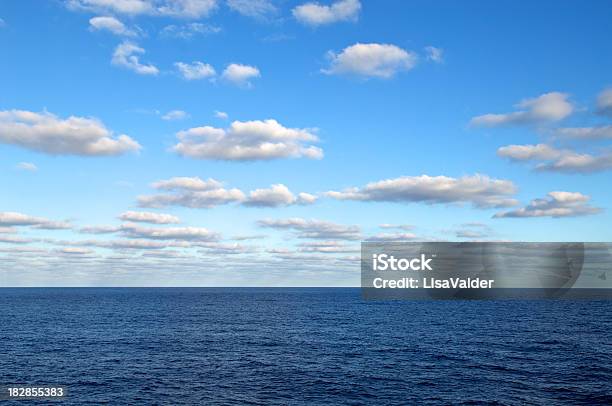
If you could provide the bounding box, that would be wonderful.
[0,110,141,156]
[243,184,317,207]
[497,143,563,161]
[161,110,189,120]
[326,174,518,209]
[221,63,260,87]
[16,162,38,172]
[470,92,573,127]
[227,0,277,19]
[425,46,444,63]
[160,23,220,39]
[172,119,323,161]
[497,143,612,173]
[494,191,602,218]
[112,41,159,75]
[258,218,361,240]
[597,88,612,116]
[175,61,216,80]
[138,177,316,209]
[119,223,219,242]
[89,16,137,36]
[119,211,180,224]
[293,0,361,26]
[152,176,223,191]
[323,43,417,78]
[379,224,414,231]
[555,125,612,140]
[68,0,218,18]
[0,212,71,230]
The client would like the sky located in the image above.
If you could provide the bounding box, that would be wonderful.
[1,0,612,286]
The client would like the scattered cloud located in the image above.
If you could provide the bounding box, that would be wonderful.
[16,162,38,172]
[160,23,220,39]
[68,0,219,19]
[258,217,362,240]
[227,0,277,19]
[0,212,71,230]
[119,223,220,242]
[112,41,159,75]
[152,176,223,191]
[175,61,216,80]
[326,174,518,208]
[243,184,317,207]
[425,46,444,63]
[0,110,141,156]
[214,110,229,120]
[455,230,488,239]
[221,63,260,87]
[470,92,573,127]
[494,191,602,218]
[323,43,417,78]
[597,88,612,116]
[293,0,361,26]
[89,16,138,37]
[118,211,180,224]
[497,143,612,173]
[138,177,316,209]
[172,119,323,161]
[162,110,189,120]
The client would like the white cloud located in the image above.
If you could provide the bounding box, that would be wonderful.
[425,46,444,63]
[68,0,218,18]
[258,218,362,240]
[497,144,563,161]
[326,174,518,209]
[152,176,223,191]
[162,110,189,120]
[497,143,612,173]
[470,92,573,127]
[495,191,602,218]
[89,16,137,37]
[0,110,141,156]
[555,126,612,140]
[597,88,612,116]
[172,119,323,161]
[175,61,216,80]
[227,0,277,19]
[221,63,261,87]
[112,41,159,75]
[138,177,316,209]
[80,225,122,234]
[243,184,317,207]
[215,110,228,120]
[293,0,361,26]
[119,211,180,224]
[120,223,220,242]
[0,212,71,230]
[16,162,38,172]
[379,224,414,231]
[323,43,417,78]
[160,23,220,39]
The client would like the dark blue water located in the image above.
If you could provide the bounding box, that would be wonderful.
[0,288,610,405]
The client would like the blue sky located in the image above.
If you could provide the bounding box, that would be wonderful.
[1,0,612,286]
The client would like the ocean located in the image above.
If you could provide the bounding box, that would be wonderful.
[0,288,610,405]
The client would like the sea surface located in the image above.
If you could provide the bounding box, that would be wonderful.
[0,288,610,405]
